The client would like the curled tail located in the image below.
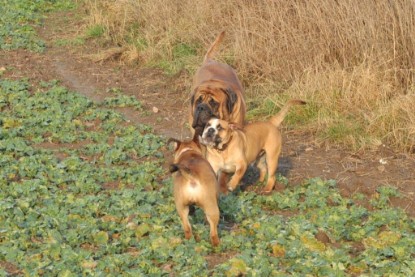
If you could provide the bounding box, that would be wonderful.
[203,31,225,62]
[269,99,306,127]
[169,163,194,179]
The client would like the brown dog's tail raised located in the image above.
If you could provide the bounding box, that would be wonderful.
[204,31,225,62]
[269,99,306,127]
[169,163,194,179]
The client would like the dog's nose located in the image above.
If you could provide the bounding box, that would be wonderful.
[206,127,215,137]
[197,105,207,112]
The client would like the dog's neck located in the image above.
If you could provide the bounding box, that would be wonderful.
[215,134,233,152]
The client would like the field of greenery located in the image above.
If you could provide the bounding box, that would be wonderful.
[1,78,414,275]
[1,0,415,275]
[1,77,415,275]
[0,0,74,52]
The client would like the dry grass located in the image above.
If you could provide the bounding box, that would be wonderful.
[81,0,415,152]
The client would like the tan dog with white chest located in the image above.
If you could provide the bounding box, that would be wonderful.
[168,136,220,246]
[200,99,306,193]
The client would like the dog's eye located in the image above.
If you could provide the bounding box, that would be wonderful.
[217,125,222,131]
[209,99,218,109]
[196,97,203,104]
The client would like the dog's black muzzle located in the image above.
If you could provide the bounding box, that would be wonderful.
[192,103,213,134]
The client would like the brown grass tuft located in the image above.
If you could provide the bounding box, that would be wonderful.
[87,47,127,62]
[82,0,415,152]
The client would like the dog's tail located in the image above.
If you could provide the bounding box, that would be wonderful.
[169,163,194,179]
[204,31,225,62]
[269,99,306,127]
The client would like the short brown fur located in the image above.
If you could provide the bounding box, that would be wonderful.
[190,31,246,135]
[201,99,306,193]
[168,137,220,246]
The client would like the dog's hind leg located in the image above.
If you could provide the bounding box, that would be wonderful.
[177,205,192,240]
[205,205,220,246]
[256,154,267,182]
[262,146,281,194]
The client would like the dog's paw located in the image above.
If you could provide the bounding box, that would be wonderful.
[220,188,229,195]
[211,235,220,247]
[227,185,235,192]
[260,189,273,195]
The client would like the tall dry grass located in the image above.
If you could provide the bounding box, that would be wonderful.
[82,0,415,152]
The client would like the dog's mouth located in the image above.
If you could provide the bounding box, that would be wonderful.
[200,132,222,149]
[201,138,221,149]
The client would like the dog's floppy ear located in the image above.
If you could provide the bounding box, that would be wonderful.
[167,138,181,151]
[169,164,179,173]
[224,88,237,113]
[228,122,242,131]
[190,93,195,106]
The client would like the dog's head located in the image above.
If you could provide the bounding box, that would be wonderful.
[200,118,240,150]
[191,86,238,135]
[167,135,202,162]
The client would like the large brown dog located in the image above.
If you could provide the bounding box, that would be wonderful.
[190,31,246,136]
[168,135,220,246]
[200,99,306,193]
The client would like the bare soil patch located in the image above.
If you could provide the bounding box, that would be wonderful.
[1,10,413,216]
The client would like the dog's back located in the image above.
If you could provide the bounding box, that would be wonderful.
[241,121,279,162]
[169,138,221,246]
[193,31,244,95]
[169,138,219,204]
[242,99,306,161]
[171,150,219,204]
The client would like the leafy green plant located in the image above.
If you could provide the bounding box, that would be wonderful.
[0,0,75,52]
[1,78,414,275]
[370,186,400,209]
[106,87,123,94]
[101,95,142,110]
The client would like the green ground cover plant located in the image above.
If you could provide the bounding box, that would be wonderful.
[1,78,415,275]
[0,0,74,52]
[1,0,414,275]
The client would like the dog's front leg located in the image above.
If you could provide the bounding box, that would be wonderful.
[227,163,247,191]
[209,163,227,194]
[218,171,229,194]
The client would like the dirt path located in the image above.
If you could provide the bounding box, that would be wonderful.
[1,10,414,216]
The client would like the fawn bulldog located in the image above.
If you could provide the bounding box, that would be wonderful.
[190,31,246,136]
[200,99,306,193]
[168,135,220,246]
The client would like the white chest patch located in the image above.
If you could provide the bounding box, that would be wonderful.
[207,151,237,174]
[222,163,236,173]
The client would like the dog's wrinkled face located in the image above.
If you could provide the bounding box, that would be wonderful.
[191,87,237,135]
[200,118,232,150]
